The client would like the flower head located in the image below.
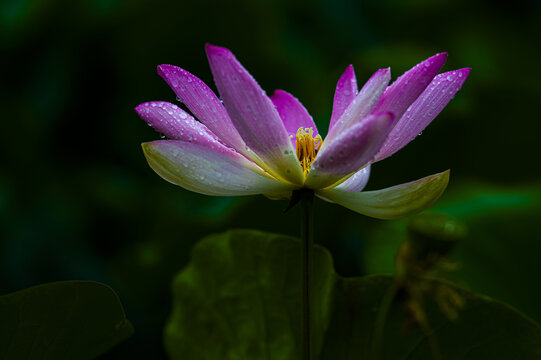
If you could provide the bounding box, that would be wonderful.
[136,45,470,219]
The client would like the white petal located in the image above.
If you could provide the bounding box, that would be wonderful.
[333,166,371,192]
[143,140,296,198]
[317,170,450,219]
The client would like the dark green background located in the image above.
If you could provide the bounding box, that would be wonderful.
[1,0,540,357]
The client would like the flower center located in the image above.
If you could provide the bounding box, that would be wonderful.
[294,127,323,177]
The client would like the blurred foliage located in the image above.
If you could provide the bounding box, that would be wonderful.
[363,182,541,324]
[1,0,540,357]
[166,230,541,359]
[0,281,132,359]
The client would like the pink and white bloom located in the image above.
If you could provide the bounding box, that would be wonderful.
[136,45,470,219]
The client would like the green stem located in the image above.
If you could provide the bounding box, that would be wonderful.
[299,189,314,360]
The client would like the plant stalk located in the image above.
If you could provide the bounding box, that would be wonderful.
[299,189,314,360]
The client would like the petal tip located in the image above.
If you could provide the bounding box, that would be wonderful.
[271,89,288,98]
[376,67,392,80]
[134,103,146,115]
[440,170,451,190]
[142,139,169,152]
[426,52,448,67]
[135,104,154,122]
[157,64,181,84]
[135,101,158,118]
[141,141,153,152]
[435,52,448,60]
[157,64,174,76]
[460,67,472,77]
[205,43,231,57]
[141,141,163,159]
[431,168,451,178]
[433,169,451,187]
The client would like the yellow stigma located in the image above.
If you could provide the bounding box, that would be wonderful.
[294,127,323,177]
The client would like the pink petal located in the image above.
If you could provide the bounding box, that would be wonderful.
[136,101,261,173]
[329,65,358,131]
[157,64,246,152]
[373,53,448,122]
[205,44,304,185]
[305,112,395,190]
[270,90,318,147]
[374,68,471,162]
[317,170,450,219]
[136,101,218,142]
[322,68,391,151]
[333,165,371,192]
[142,140,295,198]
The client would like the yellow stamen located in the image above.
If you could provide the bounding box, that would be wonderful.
[294,127,323,177]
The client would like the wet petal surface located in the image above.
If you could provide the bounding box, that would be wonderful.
[135,101,262,171]
[142,140,295,197]
[374,68,471,162]
[373,53,448,123]
[157,65,246,152]
[206,44,304,185]
[136,101,223,144]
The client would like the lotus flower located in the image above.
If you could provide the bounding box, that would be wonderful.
[136,44,470,219]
